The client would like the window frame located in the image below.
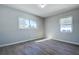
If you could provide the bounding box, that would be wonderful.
[18,17,37,29]
[60,16,73,33]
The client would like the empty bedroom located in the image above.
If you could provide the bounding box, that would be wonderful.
[0,4,79,55]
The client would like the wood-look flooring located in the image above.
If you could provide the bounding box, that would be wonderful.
[0,39,79,55]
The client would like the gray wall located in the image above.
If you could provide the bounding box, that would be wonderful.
[45,8,79,45]
[0,5,44,46]
[0,5,79,46]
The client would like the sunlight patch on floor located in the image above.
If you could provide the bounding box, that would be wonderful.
[35,38,51,42]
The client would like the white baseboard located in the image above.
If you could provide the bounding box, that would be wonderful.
[0,37,44,47]
[0,40,28,47]
[52,38,79,45]
[0,37,78,47]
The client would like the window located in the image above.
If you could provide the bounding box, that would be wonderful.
[19,18,29,29]
[60,16,72,32]
[30,20,37,28]
[19,17,37,29]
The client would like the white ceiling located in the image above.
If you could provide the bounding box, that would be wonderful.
[4,4,79,18]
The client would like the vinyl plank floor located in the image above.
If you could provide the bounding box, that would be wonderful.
[0,39,79,55]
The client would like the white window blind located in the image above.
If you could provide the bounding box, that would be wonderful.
[19,17,37,29]
[60,16,72,32]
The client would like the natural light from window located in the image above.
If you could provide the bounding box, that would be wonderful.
[60,16,72,32]
[19,17,37,29]
[30,20,37,28]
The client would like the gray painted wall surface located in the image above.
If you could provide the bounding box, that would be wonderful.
[0,5,79,46]
[45,8,79,44]
[0,5,44,46]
